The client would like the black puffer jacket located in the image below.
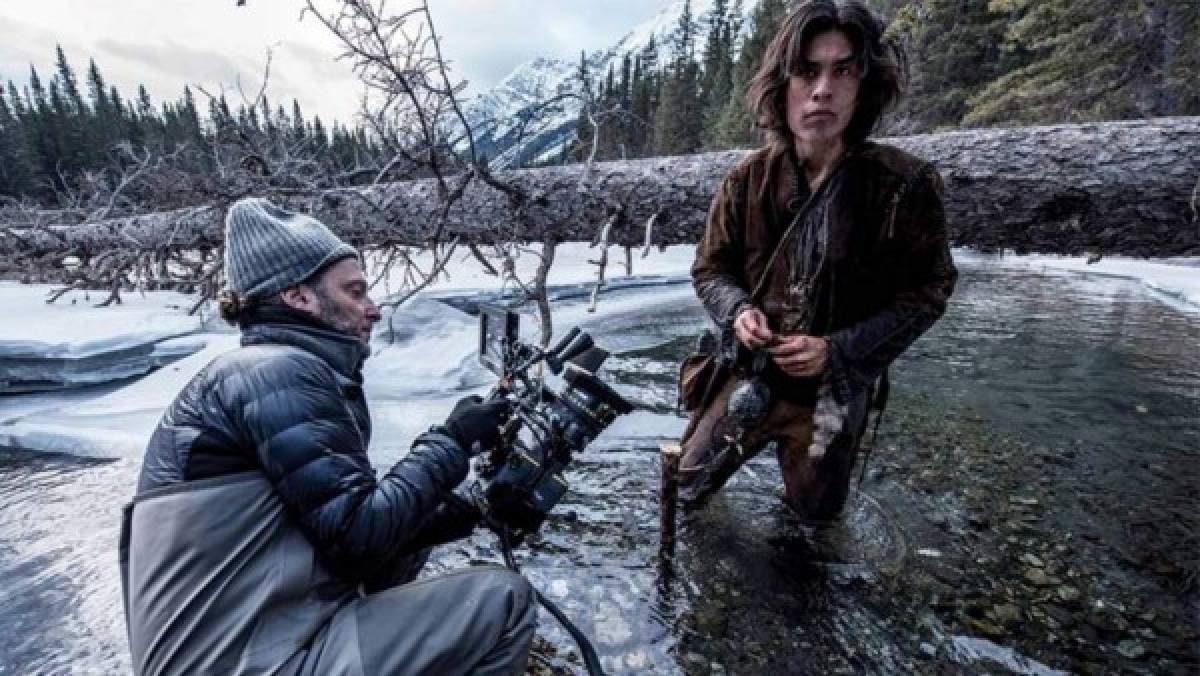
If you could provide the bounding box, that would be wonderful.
[137,306,473,584]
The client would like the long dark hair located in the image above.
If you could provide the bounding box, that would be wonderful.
[746,0,906,156]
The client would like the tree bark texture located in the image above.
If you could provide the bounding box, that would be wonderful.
[3,117,1197,260]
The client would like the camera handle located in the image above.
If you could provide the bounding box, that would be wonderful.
[443,492,607,676]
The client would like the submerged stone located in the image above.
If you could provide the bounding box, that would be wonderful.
[1024,568,1050,586]
[1116,639,1146,659]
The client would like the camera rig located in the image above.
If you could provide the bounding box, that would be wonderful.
[445,304,633,676]
[468,303,634,535]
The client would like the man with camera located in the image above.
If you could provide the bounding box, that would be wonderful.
[679,0,957,520]
[120,197,535,675]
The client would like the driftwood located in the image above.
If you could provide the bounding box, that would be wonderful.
[659,443,682,559]
[3,118,1198,263]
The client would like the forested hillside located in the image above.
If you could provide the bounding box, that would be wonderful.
[0,1,1196,206]
[573,0,1199,160]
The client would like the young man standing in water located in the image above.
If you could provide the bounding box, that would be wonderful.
[680,0,957,519]
[121,198,535,674]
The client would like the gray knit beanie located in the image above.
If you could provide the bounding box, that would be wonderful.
[222,197,358,301]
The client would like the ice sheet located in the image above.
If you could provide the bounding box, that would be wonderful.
[0,282,213,358]
[953,250,1200,312]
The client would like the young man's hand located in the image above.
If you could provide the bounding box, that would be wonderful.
[733,306,774,349]
[768,334,829,378]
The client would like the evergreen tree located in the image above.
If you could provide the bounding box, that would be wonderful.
[310,115,329,152]
[963,0,1200,125]
[700,0,740,148]
[572,50,596,161]
[887,0,1017,131]
[712,0,787,148]
[53,46,85,116]
[630,36,660,156]
[0,89,36,196]
[291,100,308,146]
[653,0,705,155]
[1161,3,1200,115]
[86,59,117,162]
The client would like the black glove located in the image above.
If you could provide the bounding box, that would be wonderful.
[442,395,510,454]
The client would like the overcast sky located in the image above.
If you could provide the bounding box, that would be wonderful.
[0,0,675,126]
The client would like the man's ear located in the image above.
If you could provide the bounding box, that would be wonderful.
[279,285,317,313]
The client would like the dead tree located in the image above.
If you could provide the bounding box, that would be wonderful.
[7,117,1198,261]
[298,0,627,345]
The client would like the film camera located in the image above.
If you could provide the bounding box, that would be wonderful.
[464,303,633,535]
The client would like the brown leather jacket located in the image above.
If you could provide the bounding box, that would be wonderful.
[692,141,957,406]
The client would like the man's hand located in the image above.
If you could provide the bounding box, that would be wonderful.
[733,306,774,349]
[443,395,510,454]
[768,334,829,378]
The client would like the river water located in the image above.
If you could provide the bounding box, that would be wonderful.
[0,262,1196,674]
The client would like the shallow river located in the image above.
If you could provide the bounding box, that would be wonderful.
[1,263,1197,674]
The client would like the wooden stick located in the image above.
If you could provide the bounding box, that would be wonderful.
[659,443,682,558]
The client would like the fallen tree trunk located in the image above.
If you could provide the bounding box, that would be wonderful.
[2,117,1197,264]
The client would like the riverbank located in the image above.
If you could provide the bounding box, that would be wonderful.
[2,249,1197,457]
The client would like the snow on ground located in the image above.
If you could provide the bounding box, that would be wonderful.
[0,282,215,358]
[0,244,697,459]
[1,244,1196,459]
[0,282,224,393]
[0,335,239,458]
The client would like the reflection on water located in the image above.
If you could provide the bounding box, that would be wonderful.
[1,263,1197,674]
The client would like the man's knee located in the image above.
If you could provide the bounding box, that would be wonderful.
[474,567,535,621]
[449,567,536,646]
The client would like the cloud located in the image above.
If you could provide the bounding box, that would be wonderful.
[87,38,362,123]
[96,39,255,91]
[0,1,675,125]
[0,15,79,85]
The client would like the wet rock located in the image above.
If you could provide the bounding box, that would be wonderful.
[1086,605,1130,633]
[694,605,728,635]
[1006,520,1036,533]
[927,564,965,586]
[988,603,1022,626]
[1041,604,1075,627]
[1056,586,1081,603]
[1024,567,1051,586]
[919,642,937,658]
[966,513,990,529]
[593,602,633,644]
[1116,639,1146,659]
[1020,553,1044,567]
[966,618,1007,639]
[623,649,649,670]
[547,579,570,598]
[916,610,947,642]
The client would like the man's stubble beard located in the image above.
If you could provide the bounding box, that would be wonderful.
[312,284,368,345]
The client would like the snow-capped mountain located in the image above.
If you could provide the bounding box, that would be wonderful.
[462,0,755,168]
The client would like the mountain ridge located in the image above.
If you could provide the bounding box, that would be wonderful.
[463,0,754,168]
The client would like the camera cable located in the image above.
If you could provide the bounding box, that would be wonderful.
[444,491,607,676]
[497,525,607,676]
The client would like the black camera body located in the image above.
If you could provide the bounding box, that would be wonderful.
[469,304,633,534]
